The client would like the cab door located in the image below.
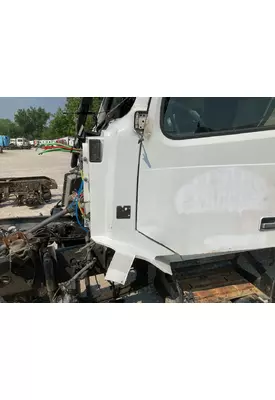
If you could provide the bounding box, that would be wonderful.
[137,97,275,258]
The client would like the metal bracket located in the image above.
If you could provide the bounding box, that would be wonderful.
[105,251,135,285]
[116,206,131,219]
[134,111,148,135]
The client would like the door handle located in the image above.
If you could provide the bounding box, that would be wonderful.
[260,218,275,231]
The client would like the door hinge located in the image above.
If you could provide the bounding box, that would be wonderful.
[134,111,148,135]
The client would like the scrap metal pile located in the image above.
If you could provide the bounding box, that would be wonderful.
[0,211,88,303]
[0,201,150,303]
[0,176,58,207]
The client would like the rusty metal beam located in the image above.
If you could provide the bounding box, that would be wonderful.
[177,266,268,303]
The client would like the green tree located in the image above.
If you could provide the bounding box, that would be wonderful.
[38,126,54,140]
[0,119,23,138]
[48,108,69,138]
[86,97,102,129]
[14,107,51,139]
[49,97,102,138]
[9,122,23,138]
[49,98,80,138]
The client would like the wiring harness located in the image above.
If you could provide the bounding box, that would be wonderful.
[70,171,88,232]
[37,141,81,155]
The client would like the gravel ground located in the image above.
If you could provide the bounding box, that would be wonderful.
[0,149,71,218]
[122,285,163,303]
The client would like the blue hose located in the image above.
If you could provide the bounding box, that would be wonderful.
[66,180,88,232]
[77,180,84,196]
[75,180,88,232]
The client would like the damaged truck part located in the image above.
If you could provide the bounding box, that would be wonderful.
[0,176,58,207]
[1,97,275,302]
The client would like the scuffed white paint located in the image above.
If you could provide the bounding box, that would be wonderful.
[87,96,275,277]
[88,97,173,285]
[137,98,275,257]
[175,167,270,214]
[203,233,268,252]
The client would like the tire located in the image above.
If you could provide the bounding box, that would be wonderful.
[42,189,52,202]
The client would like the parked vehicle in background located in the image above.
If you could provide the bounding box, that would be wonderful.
[6,137,31,150]
[0,135,10,153]
[33,139,40,147]
[39,140,54,146]
[16,138,31,149]
[7,139,16,150]
[56,136,74,146]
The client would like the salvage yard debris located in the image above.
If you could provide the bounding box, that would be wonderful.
[0,176,58,207]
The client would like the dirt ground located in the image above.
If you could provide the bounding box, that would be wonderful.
[0,149,71,218]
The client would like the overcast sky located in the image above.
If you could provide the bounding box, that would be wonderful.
[0,97,66,120]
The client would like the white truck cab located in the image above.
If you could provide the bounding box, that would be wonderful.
[82,97,275,285]
[16,138,24,147]
[16,137,30,148]
[2,97,275,303]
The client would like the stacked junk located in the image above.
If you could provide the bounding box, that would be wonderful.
[0,140,77,208]
[0,139,61,208]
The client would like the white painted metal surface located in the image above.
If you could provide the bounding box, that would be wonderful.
[105,251,135,284]
[86,98,173,284]
[86,97,275,284]
[137,97,275,259]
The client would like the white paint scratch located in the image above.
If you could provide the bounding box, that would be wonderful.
[175,167,270,214]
